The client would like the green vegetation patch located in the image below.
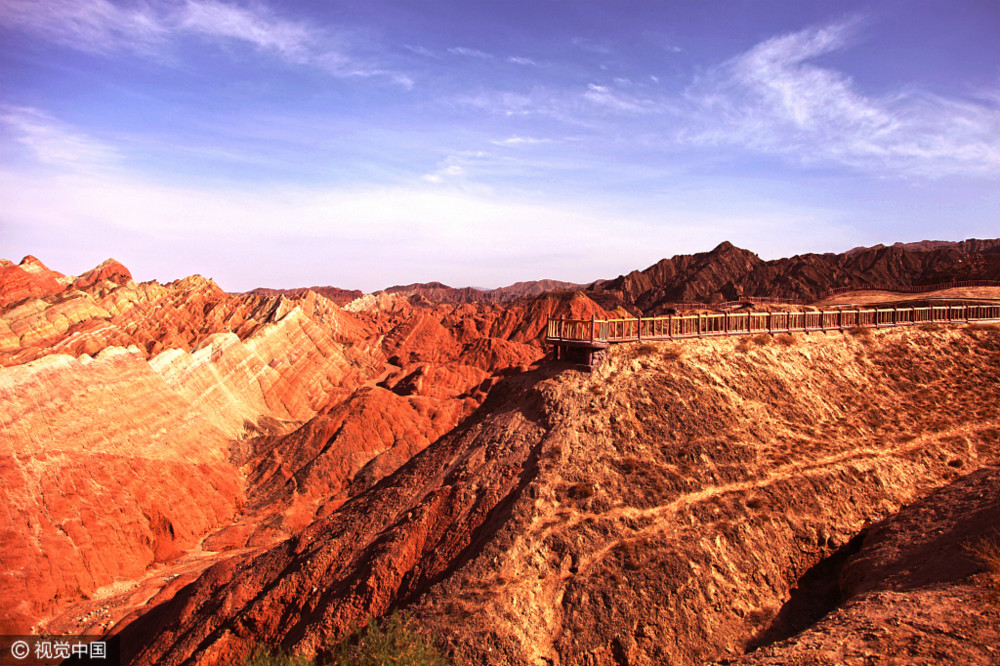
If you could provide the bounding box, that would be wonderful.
[336,614,452,666]
[239,613,454,666]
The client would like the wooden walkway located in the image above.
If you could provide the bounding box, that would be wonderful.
[546,304,1000,365]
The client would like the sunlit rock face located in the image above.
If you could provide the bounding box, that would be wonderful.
[588,238,1000,312]
[5,251,999,663]
[0,263,380,633]
[0,257,599,635]
[112,324,1000,666]
[0,256,69,308]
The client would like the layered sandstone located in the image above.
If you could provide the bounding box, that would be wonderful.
[113,323,1000,666]
[0,296,379,632]
[0,260,387,632]
[1,257,605,636]
[0,256,69,308]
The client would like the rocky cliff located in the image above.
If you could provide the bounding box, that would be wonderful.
[735,466,1000,665]
[244,287,365,307]
[380,279,586,305]
[0,257,606,635]
[112,323,1000,666]
[589,238,1000,312]
[5,247,999,664]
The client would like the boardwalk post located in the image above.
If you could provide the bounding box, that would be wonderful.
[543,303,997,363]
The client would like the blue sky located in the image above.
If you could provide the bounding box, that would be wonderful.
[1,0,998,292]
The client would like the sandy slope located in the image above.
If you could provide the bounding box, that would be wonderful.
[113,323,1000,666]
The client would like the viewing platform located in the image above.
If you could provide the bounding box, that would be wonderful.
[546,303,1000,367]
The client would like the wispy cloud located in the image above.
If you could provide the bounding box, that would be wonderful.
[0,0,408,84]
[507,56,538,66]
[0,0,168,55]
[459,81,656,123]
[491,136,550,147]
[180,0,315,62]
[0,106,119,167]
[584,83,653,113]
[683,18,1000,177]
[421,163,466,184]
[448,46,493,59]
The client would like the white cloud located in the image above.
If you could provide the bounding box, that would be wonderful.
[507,56,538,66]
[0,0,407,84]
[459,82,654,122]
[448,46,493,59]
[422,163,466,183]
[180,0,315,62]
[0,0,168,55]
[0,106,119,167]
[683,19,1000,177]
[491,136,549,147]
[583,83,652,113]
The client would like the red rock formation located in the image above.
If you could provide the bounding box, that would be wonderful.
[245,286,364,307]
[0,256,67,307]
[72,258,133,290]
[111,325,1000,666]
[589,237,1000,311]
[736,467,1000,665]
[376,279,586,305]
[0,260,391,633]
[14,246,999,663]
[1,256,596,636]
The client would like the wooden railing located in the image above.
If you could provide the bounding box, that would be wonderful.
[546,304,1000,344]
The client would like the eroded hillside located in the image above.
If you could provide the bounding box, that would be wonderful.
[587,237,1000,311]
[733,465,1000,665]
[0,256,613,635]
[113,323,1000,666]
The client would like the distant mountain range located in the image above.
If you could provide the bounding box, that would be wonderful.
[588,237,1000,314]
[246,278,585,306]
[245,238,1000,314]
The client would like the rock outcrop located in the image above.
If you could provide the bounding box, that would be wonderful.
[245,287,364,307]
[0,279,380,632]
[6,247,999,664]
[589,238,1000,312]
[113,324,1000,666]
[735,466,1000,665]
[0,256,68,307]
[0,257,602,635]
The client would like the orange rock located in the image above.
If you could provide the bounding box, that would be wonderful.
[0,256,579,636]
[0,256,67,307]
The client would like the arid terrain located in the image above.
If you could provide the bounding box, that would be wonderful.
[1,238,999,665]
